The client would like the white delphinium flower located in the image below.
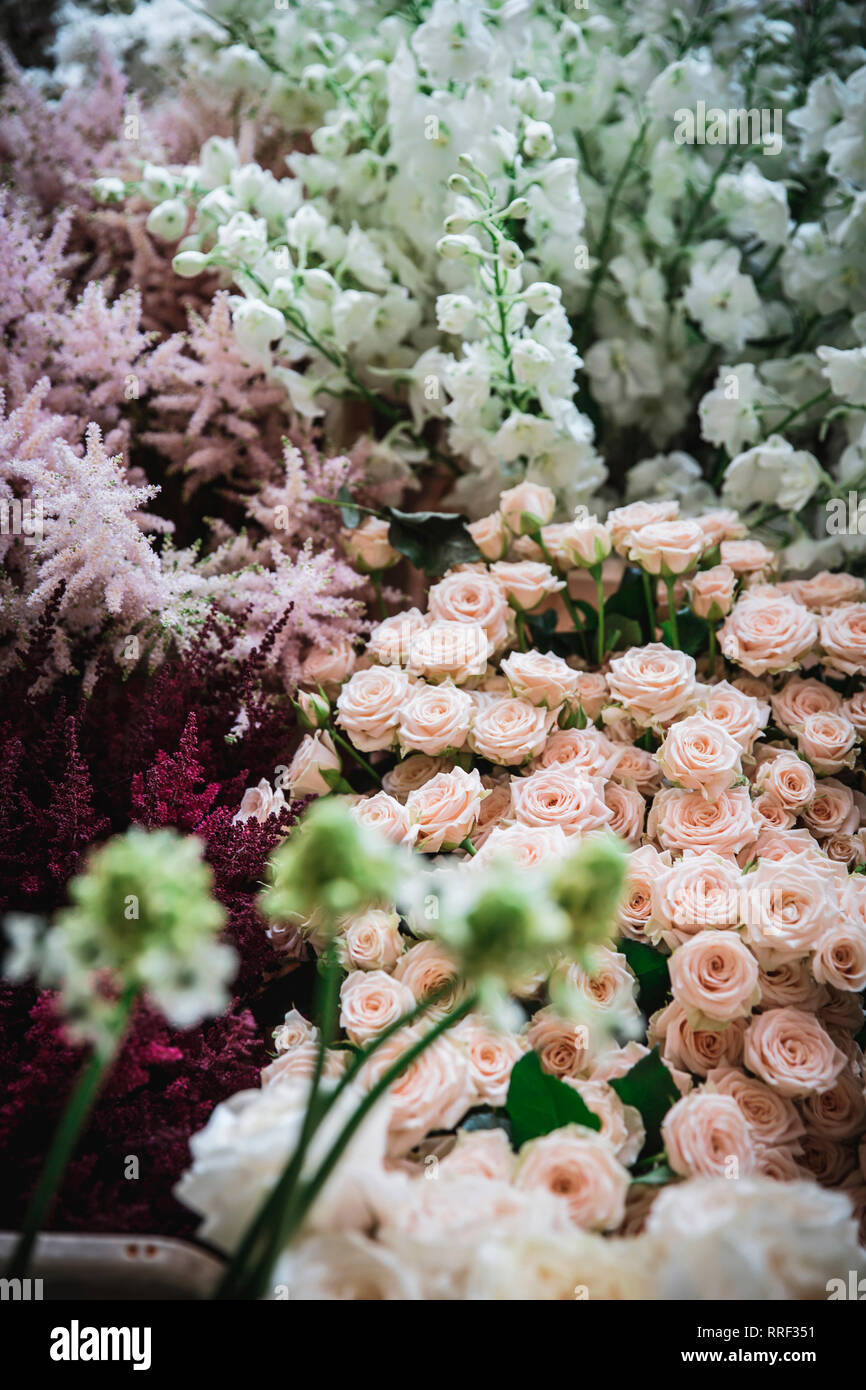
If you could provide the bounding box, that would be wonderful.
[722,435,824,514]
[683,242,766,352]
[712,162,790,247]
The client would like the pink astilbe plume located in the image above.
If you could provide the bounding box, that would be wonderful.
[0,193,76,404]
[2,420,210,683]
[142,292,288,494]
[247,433,375,551]
[0,44,126,212]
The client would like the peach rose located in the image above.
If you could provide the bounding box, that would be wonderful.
[534,726,620,779]
[511,766,613,836]
[820,603,866,676]
[647,785,759,856]
[393,939,466,1019]
[771,676,843,734]
[273,1008,317,1054]
[742,857,836,960]
[823,832,866,867]
[843,689,866,736]
[663,1091,757,1178]
[626,519,706,576]
[720,591,818,676]
[719,539,776,575]
[754,749,816,812]
[336,665,410,751]
[467,512,509,561]
[650,851,742,943]
[283,732,340,798]
[802,778,858,838]
[756,958,828,1011]
[397,681,473,756]
[407,620,492,685]
[706,1066,805,1148]
[606,643,698,728]
[574,671,610,720]
[233,777,287,824]
[368,608,427,666]
[589,1040,651,1083]
[428,570,511,649]
[609,742,664,795]
[699,680,770,753]
[743,1007,847,1098]
[340,515,398,571]
[451,1016,526,1107]
[439,1128,516,1181]
[687,564,737,619]
[752,793,796,830]
[339,969,415,1043]
[469,696,555,766]
[348,791,414,845]
[566,1079,645,1165]
[559,947,639,1025]
[618,844,670,942]
[337,908,405,971]
[490,559,564,610]
[650,1000,747,1077]
[500,649,580,707]
[607,500,679,551]
[498,480,556,534]
[692,508,745,546]
[669,932,760,1024]
[797,570,866,609]
[382,754,452,802]
[470,775,515,849]
[361,1029,473,1155]
[472,823,570,871]
[603,782,645,845]
[527,1007,591,1079]
[406,765,485,851]
[301,635,356,689]
[795,710,858,774]
[514,1127,630,1231]
[812,919,866,992]
[800,1071,866,1142]
[560,517,612,567]
[656,712,742,803]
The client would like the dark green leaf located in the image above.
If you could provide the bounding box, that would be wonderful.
[619,938,670,1016]
[385,507,480,575]
[605,615,642,651]
[506,1051,601,1148]
[320,766,355,795]
[609,1046,681,1158]
[660,608,707,656]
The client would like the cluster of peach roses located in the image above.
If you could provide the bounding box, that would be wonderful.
[237,479,866,1246]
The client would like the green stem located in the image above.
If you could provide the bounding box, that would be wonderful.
[581,121,648,335]
[641,569,656,639]
[515,611,528,652]
[329,728,382,785]
[371,571,387,622]
[460,837,477,856]
[246,995,478,1297]
[664,575,680,649]
[7,987,137,1279]
[708,622,717,676]
[592,564,605,664]
[770,386,832,436]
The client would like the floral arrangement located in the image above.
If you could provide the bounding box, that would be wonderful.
[1,0,866,1303]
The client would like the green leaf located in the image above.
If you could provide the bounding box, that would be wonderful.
[619,938,670,1016]
[631,1160,676,1186]
[320,766,354,795]
[337,483,361,530]
[661,608,707,656]
[385,507,481,575]
[605,615,642,652]
[506,1051,601,1148]
[609,1046,681,1158]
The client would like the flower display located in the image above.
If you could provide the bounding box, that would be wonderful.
[2,0,866,1308]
